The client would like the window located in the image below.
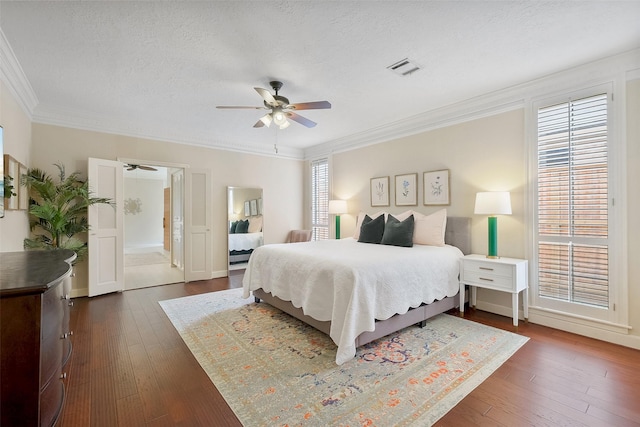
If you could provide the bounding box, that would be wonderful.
[534,91,613,320]
[311,158,329,240]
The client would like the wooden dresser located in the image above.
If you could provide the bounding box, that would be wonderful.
[0,250,76,427]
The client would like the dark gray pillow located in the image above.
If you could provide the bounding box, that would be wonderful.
[235,219,249,233]
[229,221,238,234]
[381,214,415,247]
[358,214,385,244]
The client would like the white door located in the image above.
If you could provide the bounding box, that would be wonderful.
[171,169,184,270]
[184,168,212,282]
[88,158,124,297]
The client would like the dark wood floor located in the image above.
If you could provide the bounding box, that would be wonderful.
[58,272,640,427]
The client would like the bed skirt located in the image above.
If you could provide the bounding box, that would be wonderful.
[253,288,463,348]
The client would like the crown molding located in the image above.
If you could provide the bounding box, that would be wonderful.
[32,104,304,160]
[0,28,39,119]
[304,48,640,160]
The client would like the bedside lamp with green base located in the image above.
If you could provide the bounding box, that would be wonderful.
[474,191,512,258]
[328,200,348,239]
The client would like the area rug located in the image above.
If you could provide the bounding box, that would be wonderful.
[124,251,169,267]
[159,289,528,426]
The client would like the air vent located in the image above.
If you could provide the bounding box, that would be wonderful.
[387,58,421,76]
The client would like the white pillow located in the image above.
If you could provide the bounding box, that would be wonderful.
[248,216,263,233]
[353,211,386,240]
[412,209,447,246]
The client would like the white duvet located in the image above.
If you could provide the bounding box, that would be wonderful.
[242,237,463,365]
[228,232,263,251]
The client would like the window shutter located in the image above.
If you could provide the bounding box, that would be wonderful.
[311,159,329,240]
[537,93,609,308]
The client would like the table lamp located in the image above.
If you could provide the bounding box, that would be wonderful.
[328,200,348,239]
[474,191,512,258]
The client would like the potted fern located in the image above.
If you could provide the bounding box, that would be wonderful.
[22,163,113,260]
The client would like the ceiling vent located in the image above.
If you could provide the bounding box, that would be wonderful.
[387,58,421,76]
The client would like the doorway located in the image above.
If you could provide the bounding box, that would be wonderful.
[122,163,184,289]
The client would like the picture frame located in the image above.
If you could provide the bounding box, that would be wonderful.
[18,163,29,211]
[257,198,263,215]
[423,169,450,206]
[3,154,19,211]
[370,176,390,207]
[395,173,418,206]
[244,200,250,217]
[250,199,258,216]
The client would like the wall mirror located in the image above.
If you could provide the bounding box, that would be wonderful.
[227,186,263,271]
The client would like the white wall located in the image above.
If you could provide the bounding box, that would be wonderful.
[124,177,164,248]
[0,80,31,251]
[28,123,305,293]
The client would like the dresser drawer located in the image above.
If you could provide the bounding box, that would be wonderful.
[41,328,64,390]
[41,285,65,341]
[40,376,64,427]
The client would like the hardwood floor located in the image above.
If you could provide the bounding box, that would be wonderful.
[59,272,640,426]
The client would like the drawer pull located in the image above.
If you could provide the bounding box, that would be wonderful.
[61,294,70,301]
[68,300,74,307]
[60,372,67,380]
[479,277,494,282]
[479,267,494,271]
[61,333,69,340]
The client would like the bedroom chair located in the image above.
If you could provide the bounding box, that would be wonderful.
[286,229,312,243]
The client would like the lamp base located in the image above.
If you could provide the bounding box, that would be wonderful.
[486,255,501,259]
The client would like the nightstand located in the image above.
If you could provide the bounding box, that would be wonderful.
[459,254,528,327]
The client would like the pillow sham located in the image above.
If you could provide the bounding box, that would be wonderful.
[353,211,386,240]
[248,216,263,233]
[357,214,385,244]
[381,214,415,247]
[229,220,238,234]
[235,219,250,234]
[412,208,447,246]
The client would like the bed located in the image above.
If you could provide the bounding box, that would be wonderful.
[228,216,263,264]
[242,215,471,365]
[228,232,263,264]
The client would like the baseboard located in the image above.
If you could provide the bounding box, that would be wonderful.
[475,301,640,350]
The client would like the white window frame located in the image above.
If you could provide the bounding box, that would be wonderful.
[310,158,329,240]
[527,81,628,332]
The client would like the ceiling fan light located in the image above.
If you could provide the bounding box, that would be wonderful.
[278,120,290,130]
[273,108,287,126]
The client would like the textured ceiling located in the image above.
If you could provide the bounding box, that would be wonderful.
[1,1,639,158]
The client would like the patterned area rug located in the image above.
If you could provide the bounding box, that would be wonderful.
[160,288,528,426]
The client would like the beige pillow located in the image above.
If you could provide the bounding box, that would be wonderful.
[412,209,447,246]
[353,211,386,240]
[248,216,263,233]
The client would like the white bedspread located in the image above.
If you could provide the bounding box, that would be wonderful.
[228,232,263,251]
[242,238,463,365]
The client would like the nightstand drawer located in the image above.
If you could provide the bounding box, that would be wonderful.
[462,271,513,291]
[463,260,514,279]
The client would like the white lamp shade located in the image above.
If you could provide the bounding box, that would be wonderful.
[328,200,348,214]
[474,192,512,215]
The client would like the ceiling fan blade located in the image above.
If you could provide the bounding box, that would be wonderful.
[288,101,331,110]
[253,120,265,128]
[127,167,135,171]
[216,106,266,109]
[138,165,158,171]
[255,87,278,107]
[286,112,317,128]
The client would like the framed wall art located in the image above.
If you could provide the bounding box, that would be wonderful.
[244,200,250,217]
[423,169,450,205]
[395,173,417,206]
[370,176,390,207]
[250,199,258,216]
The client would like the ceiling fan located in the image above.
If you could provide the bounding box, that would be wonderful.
[216,81,331,129]
[124,164,157,171]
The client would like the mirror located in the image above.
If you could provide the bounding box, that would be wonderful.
[228,187,263,271]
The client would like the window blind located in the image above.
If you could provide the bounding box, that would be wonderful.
[537,93,609,308]
[311,159,329,240]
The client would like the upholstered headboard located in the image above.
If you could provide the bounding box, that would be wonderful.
[445,217,471,255]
